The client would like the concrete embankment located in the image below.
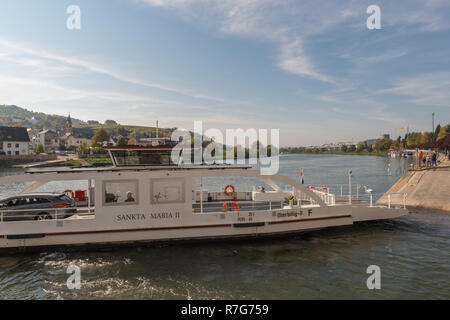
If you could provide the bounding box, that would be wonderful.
[378,157,450,211]
[0,154,58,168]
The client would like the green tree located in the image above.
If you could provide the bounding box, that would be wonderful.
[437,124,450,140]
[341,145,348,152]
[104,120,117,125]
[127,136,137,145]
[406,132,422,146]
[116,136,128,146]
[36,143,45,154]
[91,128,110,149]
[374,138,392,151]
[356,143,365,152]
[348,144,356,152]
[78,141,89,154]
[434,124,441,141]
[59,139,67,151]
[420,132,434,144]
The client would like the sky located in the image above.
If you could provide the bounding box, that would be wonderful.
[0,0,449,146]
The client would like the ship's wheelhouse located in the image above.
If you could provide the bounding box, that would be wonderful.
[107,147,177,166]
[104,137,192,167]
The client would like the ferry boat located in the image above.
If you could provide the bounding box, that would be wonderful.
[0,139,408,251]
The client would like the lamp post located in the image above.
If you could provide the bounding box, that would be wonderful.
[349,169,352,205]
[432,113,435,139]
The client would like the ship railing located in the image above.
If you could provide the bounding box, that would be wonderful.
[192,198,323,214]
[304,184,375,205]
[284,186,336,206]
[303,189,336,206]
[0,207,93,223]
[350,192,408,209]
[305,184,364,199]
[301,184,408,209]
[382,192,408,209]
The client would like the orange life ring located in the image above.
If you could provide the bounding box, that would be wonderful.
[222,201,239,213]
[224,184,236,197]
[63,189,75,198]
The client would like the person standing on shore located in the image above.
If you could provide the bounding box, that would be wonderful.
[419,150,423,167]
[432,152,437,166]
[426,153,431,167]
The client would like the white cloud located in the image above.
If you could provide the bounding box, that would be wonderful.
[379,72,450,108]
[353,49,409,65]
[331,99,406,127]
[0,35,239,104]
[319,96,338,103]
[136,0,450,85]
[136,0,343,83]
[278,38,335,83]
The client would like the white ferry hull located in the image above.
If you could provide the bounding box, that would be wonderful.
[0,165,407,251]
[0,208,406,250]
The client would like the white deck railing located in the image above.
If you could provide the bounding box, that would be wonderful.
[0,207,94,223]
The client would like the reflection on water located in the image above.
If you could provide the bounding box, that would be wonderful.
[0,154,449,299]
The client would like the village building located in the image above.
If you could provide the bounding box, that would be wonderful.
[0,126,30,155]
[60,114,93,149]
[36,129,60,152]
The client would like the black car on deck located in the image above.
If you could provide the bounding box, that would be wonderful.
[0,193,77,221]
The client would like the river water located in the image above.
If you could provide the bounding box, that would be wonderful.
[0,154,448,299]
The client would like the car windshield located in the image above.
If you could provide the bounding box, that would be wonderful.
[58,195,73,202]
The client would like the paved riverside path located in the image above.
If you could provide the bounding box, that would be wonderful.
[13,155,68,168]
[13,155,93,168]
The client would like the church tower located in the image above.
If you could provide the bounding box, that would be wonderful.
[66,114,73,134]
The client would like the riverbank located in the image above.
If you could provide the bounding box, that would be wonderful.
[281,150,388,157]
[0,154,58,168]
[377,156,450,211]
[2,154,113,168]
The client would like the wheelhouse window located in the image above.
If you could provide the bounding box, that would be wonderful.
[103,180,139,206]
[110,149,175,166]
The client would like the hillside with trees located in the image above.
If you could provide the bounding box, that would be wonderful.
[0,104,176,138]
[0,105,83,129]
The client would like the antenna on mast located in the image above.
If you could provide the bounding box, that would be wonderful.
[156,120,159,138]
[432,113,435,138]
